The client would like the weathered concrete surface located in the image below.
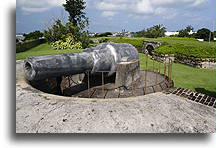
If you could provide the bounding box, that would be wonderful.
[16,60,215,133]
[115,60,140,89]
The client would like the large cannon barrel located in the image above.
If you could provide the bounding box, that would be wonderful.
[24,42,139,81]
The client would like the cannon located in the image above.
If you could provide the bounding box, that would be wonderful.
[24,42,139,81]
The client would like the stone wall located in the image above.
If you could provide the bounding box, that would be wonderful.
[151,52,215,70]
[151,53,175,63]
[175,55,215,69]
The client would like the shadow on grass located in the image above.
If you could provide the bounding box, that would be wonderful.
[195,88,216,98]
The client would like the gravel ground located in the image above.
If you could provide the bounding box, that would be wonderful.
[16,60,215,133]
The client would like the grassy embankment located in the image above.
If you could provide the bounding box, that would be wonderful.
[16,37,215,96]
[16,42,82,60]
[100,37,215,58]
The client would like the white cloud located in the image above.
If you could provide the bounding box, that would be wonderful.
[17,0,208,17]
[96,1,126,11]
[21,7,49,13]
[17,0,65,13]
[101,11,116,17]
[190,0,207,6]
[162,11,177,20]
[95,0,208,18]
[135,0,154,14]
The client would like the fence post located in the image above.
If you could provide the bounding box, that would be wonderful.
[144,54,148,94]
[167,59,171,87]
[170,60,173,83]
[132,72,135,96]
[168,59,173,87]
[87,71,90,98]
[102,71,105,98]
[155,68,158,92]
[67,76,71,87]
[146,54,148,69]
[164,58,167,87]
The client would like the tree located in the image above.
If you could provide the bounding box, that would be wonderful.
[145,24,166,38]
[177,26,194,38]
[23,31,43,41]
[133,25,166,38]
[63,0,88,29]
[195,28,211,41]
[44,19,79,43]
[133,29,147,37]
[178,29,189,37]
[45,0,91,49]
[44,19,90,48]
[186,25,194,32]
[94,32,113,37]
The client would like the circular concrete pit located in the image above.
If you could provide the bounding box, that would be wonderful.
[16,60,215,133]
[28,70,173,99]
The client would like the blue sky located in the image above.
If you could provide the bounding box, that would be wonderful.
[16,0,215,34]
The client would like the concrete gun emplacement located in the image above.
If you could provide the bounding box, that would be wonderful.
[24,42,139,81]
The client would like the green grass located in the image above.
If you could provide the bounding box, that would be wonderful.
[16,43,82,60]
[139,53,215,97]
[16,40,215,97]
[154,37,215,58]
[92,37,215,58]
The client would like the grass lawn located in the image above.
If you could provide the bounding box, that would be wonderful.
[139,53,215,97]
[16,43,82,60]
[93,37,215,58]
[16,41,215,97]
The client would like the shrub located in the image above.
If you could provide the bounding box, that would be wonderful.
[77,31,91,48]
[51,36,82,50]
[44,19,90,48]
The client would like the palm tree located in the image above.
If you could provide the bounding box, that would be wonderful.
[146,24,166,38]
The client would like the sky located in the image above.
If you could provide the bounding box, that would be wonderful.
[16,0,215,34]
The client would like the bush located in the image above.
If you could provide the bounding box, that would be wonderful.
[16,39,46,53]
[44,19,90,48]
[51,36,82,50]
[77,31,91,48]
